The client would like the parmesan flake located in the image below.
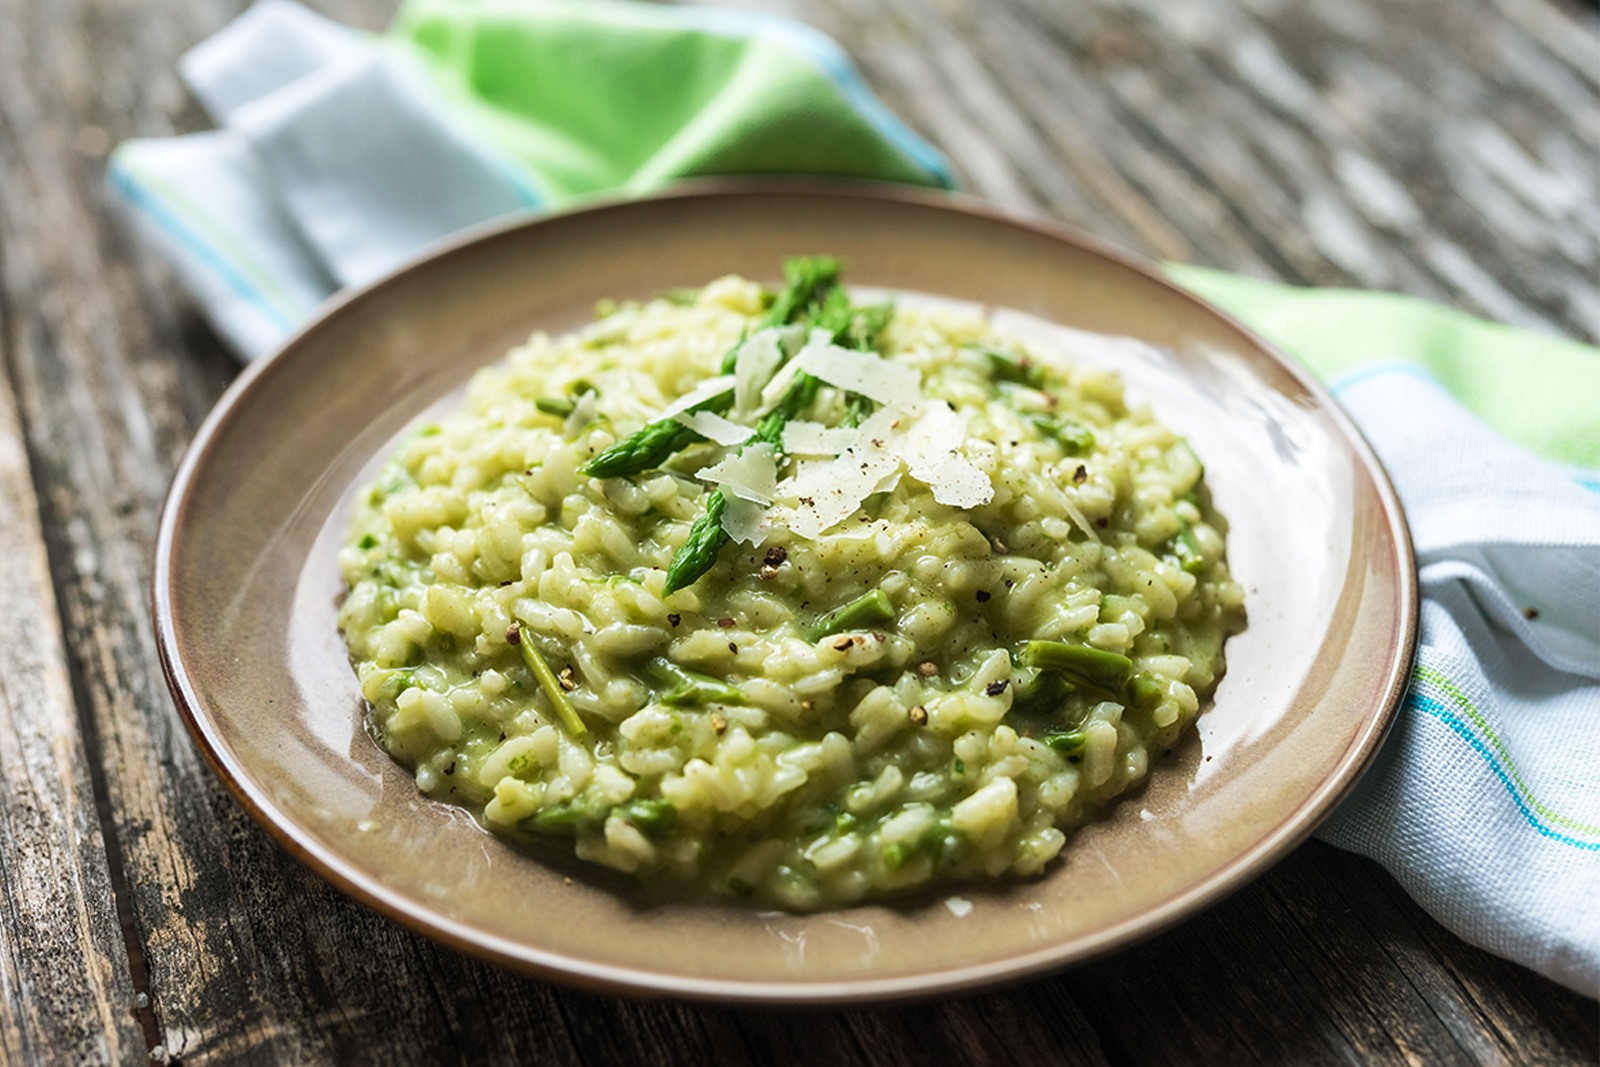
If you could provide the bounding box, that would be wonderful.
[778,407,905,538]
[902,403,993,508]
[1058,489,1102,543]
[563,390,599,437]
[672,410,752,447]
[720,496,775,546]
[657,373,736,420]
[782,420,859,456]
[792,340,922,405]
[733,328,785,416]
[757,340,811,406]
[697,442,778,504]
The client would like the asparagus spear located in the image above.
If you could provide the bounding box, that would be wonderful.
[579,256,841,479]
[506,624,586,738]
[1020,640,1132,691]
[808,588,896,640]
[662,298,891,595]
[580,419,704,481]
[644,656,745,706]
[662,369,820,595]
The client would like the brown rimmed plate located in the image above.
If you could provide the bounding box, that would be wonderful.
[153,183,1416,1003]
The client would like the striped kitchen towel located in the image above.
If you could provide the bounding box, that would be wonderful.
[108,0,951,358]
[1177,268,1600,996]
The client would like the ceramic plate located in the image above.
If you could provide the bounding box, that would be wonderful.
[154,184,1416,1003]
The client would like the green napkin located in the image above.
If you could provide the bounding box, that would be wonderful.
[1169,265,1600,470]
[109,0,953,357]
[391,0,954,201]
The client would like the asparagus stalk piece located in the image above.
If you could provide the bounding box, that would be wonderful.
[1168,518,1207,575]
[1043,729,1087,757]
[808,588,896,640]
[506,624,587,738]
[644,656,745,706]
[968,343,1045,388]
[579,256,841,479]
[1020,640,1132,691]
[1027,413,1095,453]
[617,798,677,839]
[662,296,891,596]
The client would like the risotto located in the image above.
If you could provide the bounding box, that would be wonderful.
[336,260,1245,910]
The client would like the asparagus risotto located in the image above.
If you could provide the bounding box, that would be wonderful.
[337,260,1246,909]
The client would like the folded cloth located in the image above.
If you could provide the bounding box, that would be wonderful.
[109,0,952,357]
[110,0,1599,996]
[1174,269,1600,996]
[1318,376,1598,995]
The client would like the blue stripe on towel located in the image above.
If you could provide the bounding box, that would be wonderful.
[1407,688,1600,853]
[107,159,299,331]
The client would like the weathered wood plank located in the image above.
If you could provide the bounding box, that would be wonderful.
[0,2,152,1063]
[1060,842,1599,1066]
[0,314,144,1065]
[1301,842,1600,1065]
[775,0,1600,342]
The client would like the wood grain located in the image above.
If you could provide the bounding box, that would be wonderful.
[779,0,1600,342]
[0,0,1595,1063]
[0,267,144,1065]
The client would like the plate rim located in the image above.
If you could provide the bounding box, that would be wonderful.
[153,179,1419,1004]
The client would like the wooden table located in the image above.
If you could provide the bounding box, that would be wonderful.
[4,0,1597,1062]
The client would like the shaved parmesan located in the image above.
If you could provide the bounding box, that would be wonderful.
[778,407,906,538]
[782,420,858,456]
[733,328,785,415]
[872,470,903,495]
[697,442,778,504]
[915,454,991,508]
[774,322,807,352]
[774,402,993,536]
[720,496,774,546]
[657,374,736,420]
[792,340,922,405]
[902,403,993,508]
[758,344,808,407]
[673,410,752,446]
[661,329,990,542]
